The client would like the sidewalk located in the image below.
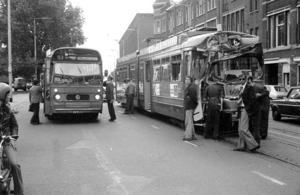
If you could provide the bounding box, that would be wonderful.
[224,135,300,167]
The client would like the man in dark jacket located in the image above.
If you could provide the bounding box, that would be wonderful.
[203,78,225,139]
[242,77,267,146]
[183,76,198,141]
[105,75,116,122]
[260,86,270,139]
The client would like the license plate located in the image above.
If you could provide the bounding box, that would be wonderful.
[73,111,83,114]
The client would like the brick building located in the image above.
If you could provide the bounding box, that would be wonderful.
[119,0,300,86]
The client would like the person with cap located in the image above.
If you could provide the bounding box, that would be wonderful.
[183,76,198,141]
[203,77,225,140]
[124,78,136,114]
[106,75,116,122]
[29,79,44,125]
[0,83,24,195]
[233,75,259,152]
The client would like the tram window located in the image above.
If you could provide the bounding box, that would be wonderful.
[153,65,161,82]
[171,62,181,82]
[162,64,170,82]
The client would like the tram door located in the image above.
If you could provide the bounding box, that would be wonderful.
[144,60,151,111]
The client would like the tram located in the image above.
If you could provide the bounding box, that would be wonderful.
[115,29,263,133]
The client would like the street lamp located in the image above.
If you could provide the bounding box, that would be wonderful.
[34,17,50,76]
[127,28,140,51]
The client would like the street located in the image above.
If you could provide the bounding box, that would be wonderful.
[11,92,300,195]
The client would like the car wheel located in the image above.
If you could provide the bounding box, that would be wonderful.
[272,108,281,121]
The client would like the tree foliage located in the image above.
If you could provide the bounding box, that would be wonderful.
[0,0,86,79]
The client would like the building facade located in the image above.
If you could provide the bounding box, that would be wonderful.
[119,0,300,87]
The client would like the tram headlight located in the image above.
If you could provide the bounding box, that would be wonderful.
[54,94,61,100]
[95,94,100,100]
[97,89,101,92]
[54,88,58,92]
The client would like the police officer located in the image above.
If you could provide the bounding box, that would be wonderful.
[105,75,116,122]
[203,78,225,139]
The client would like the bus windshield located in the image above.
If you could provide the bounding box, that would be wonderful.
[53,63,102,85]
[209,56,262,85]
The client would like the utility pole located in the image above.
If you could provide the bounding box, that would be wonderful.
[7,0,13,102]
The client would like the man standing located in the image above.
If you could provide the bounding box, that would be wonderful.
[106,75,116,122]
[203,78,224,140]
[183,76,198,141]
[242,76,266,146]
[234,76,259,152]
[29,80,44,125]
[124,78,136,114]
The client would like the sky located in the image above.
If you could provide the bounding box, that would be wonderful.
[69,0,156,72]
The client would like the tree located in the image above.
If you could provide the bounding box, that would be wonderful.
[0,0,86,79]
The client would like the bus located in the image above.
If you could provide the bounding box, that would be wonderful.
[43,47,104,120]
[116,29,263,134]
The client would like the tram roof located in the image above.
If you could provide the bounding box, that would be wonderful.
[117,31,261,64]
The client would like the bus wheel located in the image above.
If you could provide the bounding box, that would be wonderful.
[91,113,98,120]
[47,115,55,120]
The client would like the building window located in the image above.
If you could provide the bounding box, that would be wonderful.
[250,0,253,12]
[156,20,161,34]
[236,11,240,31]
[162,18,166,33]
[223,0,228,12]
[255,27,259,36]
[268,11,290,48]
[222,16,226,31]
[196,0,204,17]
[250,28,253,35]
[207,0,216,11]
[169,14,174,33]
[199,0,204,15]
[241,9,245,32]
[185,7,188,23]
[231,13,235,31]
[177,9,183,26]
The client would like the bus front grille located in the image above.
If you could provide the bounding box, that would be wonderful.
[66,94,90,101]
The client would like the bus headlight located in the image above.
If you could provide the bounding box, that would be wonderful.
[97,89,101,92]
[95,94,100,100]
[54,94,61,100]
[54,88,58,92]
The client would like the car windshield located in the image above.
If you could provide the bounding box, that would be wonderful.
[289,89,300,99]
[274,86,287,92]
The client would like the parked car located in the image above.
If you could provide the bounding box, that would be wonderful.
[13,78,27,91]
[265,85,288,100]
[271,87,300,121]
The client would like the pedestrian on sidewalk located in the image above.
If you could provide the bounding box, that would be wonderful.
[105,75,116,122]
[183,76,198,141]
[124,78,136,114]
[233,76,259,152]
[203,77,224,140]
[29,79,44,125]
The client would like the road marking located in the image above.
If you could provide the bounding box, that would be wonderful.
[184,141,198,147]
[269,130,300,140]
[131,117,137,120]
[252,171,286,185]
[151,125,159,129]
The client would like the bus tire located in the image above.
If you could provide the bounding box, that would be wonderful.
[91,113,98,120]
[47,115,55,120]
